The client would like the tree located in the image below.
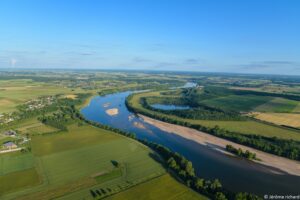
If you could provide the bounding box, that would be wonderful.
[210,179,222,191]
[179,170,187,179]
[185,161,195,177]
[215,192,227,200]
[167,157,178,170]
[194,178,204,190]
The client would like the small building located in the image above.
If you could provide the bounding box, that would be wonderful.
[3,142,18,149]
[4,130,16,136]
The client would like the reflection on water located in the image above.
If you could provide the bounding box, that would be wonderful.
[151,104,190,110]
[81,91,300,195]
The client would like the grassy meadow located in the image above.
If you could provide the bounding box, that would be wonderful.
[106,174,208,200]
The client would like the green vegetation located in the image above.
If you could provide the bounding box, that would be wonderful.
[0,153,34,175]
[201,95,272,112]
[0,168,40,195]
[94,168,122,184]
[106,174,208,200]
[225,145,257,160]
[255,97,299,113]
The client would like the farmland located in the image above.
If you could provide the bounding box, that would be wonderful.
[0,122,171,198]
[200,95,273,112]
[0,123,168,199]
[107,174,208,200]
[250,112,300,129]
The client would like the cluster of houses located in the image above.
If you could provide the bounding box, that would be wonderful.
[0,130,29,153]
[24,96,55,111]
[0,113,16,125]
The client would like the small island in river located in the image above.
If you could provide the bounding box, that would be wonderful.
[105,108,119,116]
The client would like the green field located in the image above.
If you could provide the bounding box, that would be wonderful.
[0,168,40,195]
[185,119,300,141]
[200,95,300,113]
[0,153,34,175]
[200,95,273,112]
[255,97,300,113]
[107,174,208,200]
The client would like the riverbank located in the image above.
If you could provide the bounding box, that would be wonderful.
[140,114,300,176]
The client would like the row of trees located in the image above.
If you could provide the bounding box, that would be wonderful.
[226,145,257,160]
[126,95,300,161]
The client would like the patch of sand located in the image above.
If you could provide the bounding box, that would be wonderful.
[106,108,119,116]
[64,94,77,99]
[140,114,300,176]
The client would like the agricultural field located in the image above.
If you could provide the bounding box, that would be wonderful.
[0,117,58,136]
[250,112,300,128]
[106,174,208,200]
[200,95,273,112]
[199,95,300,113]
[1,123,184,200]
[255,97,300,113]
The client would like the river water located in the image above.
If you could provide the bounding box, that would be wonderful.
[81,91,300,196]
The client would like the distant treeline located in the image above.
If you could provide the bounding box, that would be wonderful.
[97,83,177,97]
[126,95,300,161]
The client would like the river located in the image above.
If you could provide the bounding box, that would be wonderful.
[81,91,300,196]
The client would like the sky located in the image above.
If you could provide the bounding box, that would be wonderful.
[0,0,300,75]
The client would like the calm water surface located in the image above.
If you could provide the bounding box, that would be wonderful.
[151,104,190,110]
[81,91,300,196]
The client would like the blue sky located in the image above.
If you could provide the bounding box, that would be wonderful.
[0,0,299,75]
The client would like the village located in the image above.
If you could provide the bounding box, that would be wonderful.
[0,95,56,125]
